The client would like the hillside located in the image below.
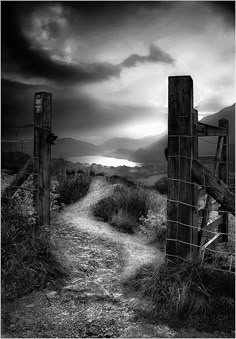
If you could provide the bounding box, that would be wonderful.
[1,137,101,160]
[52,138,102,158]
[131,104,235,166]
[103,148,134,160]
[198,104,235,167]
[100,134,164,153]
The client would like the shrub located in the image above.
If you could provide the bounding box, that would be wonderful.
[110,209,137,233]
[154,176,168,195]
[139,210,166,247]
[123,259,235,330]
[56,173,92,205]
[1,201,70,299]
[138,191,167,246]
[93,184,150,233]
[95,172,105,177]
[108,175,136,187]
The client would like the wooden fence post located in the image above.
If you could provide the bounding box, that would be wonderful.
[218,118,229,242]
[33,92,52,229]
[166,76,198,260]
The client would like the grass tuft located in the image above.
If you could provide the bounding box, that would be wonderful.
[56,173,92,205]
[1,200,70,299]
[123,259,235,330]
[93,183,150,233]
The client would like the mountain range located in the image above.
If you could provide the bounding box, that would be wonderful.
[2,104,234,168]
[130,103,235,167]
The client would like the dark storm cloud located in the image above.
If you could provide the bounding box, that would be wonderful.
[121,44,174,68]
[1,1,235,141]
[209,1,235,27]
[2,29,120,86]
[2,2,175,87]
[2,2,120,85]
[1,79,50,137]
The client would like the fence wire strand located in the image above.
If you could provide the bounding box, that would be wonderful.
[167,131,235,274]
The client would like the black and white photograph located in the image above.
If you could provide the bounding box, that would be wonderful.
[1,1,235,338]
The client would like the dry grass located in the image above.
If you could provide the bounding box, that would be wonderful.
[1,200,70,299]
[56,173,92,205]
[123,258,235,332]
[92,183,150,233]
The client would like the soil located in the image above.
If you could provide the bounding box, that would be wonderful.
[1,178,234,338]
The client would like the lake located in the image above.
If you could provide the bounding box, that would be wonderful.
[67,155,142,167]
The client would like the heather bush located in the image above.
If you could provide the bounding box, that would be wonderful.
[56,173,92,205]
[139,210,166,247]
[93,184,150,233]
[138,190,167,246]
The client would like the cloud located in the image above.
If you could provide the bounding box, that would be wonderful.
[1,1,235,142]
[121,44,174,68]
[2,2,175,87]
[2,3,121,86]
[1,78,168,140]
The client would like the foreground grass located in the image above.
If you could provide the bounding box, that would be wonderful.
[123,259,235,333]
[1,200,70,300]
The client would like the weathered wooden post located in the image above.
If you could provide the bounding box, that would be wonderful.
[33,92,52,229]
[166,76,198,260]
[218,118,229,242]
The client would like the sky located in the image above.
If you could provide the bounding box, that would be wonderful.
[1,1,235,143]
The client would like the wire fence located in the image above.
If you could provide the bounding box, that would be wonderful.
[167,133,235,275]
[1,125,39,221]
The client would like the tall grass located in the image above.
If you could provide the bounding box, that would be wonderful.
[93,183,150,233]
[138,189,167,246]
[56,173,92,205]
[123,259,235,330]
[1,200,70,299]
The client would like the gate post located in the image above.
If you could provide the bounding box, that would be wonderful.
[166,76,198,260]
[33,92,52,229]
[218,118,229,242]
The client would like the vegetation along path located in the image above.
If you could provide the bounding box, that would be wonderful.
[2,178,232,338]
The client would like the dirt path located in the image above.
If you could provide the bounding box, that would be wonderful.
[56,178,165,279]
[1,178,231,338]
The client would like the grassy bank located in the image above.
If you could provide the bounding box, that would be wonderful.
[1,200,70,299]
[123,259,235,332]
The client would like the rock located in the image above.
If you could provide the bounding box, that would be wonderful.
[46,291,58,299]
[112,293,123,300]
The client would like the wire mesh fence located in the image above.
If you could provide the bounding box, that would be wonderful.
[1,125,39,222]
[166,134,235,274]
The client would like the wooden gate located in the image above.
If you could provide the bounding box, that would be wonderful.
[166,76,234,263]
